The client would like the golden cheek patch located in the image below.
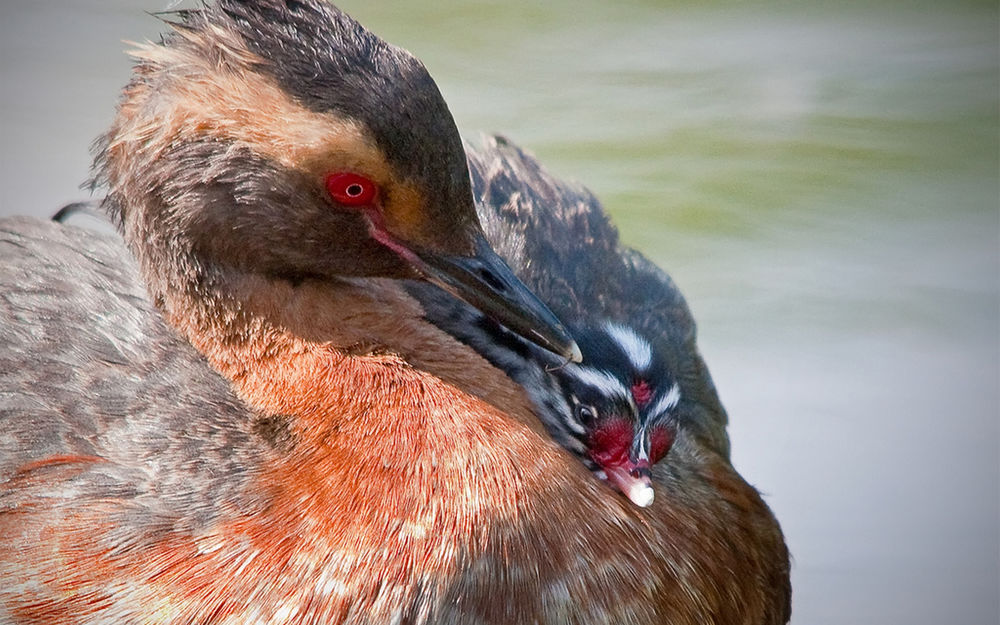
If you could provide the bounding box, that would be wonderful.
[380,184,434,246]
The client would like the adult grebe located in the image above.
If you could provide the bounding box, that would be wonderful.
[1,2,790,623]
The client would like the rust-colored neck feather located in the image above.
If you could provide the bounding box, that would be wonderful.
[164,274,546,432]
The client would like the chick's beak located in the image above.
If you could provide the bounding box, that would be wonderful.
[416,235,581,362]
[603,462,655,508]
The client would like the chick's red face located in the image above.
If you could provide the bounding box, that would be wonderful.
[588,420,675,470]
[586,417,676,508]
[587,419,633,469]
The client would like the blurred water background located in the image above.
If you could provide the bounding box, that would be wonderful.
[1,1,997,623]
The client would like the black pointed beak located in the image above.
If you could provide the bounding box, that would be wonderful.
[416,235,581,362]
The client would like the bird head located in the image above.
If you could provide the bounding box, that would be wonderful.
[525,321,681,506]
[96,0,579,361]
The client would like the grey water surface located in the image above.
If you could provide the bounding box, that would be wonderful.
[1,1,997,623]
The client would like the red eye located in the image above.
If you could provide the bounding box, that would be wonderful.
[324,172,377,207]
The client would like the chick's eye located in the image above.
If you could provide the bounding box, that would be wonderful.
[324,172,377,207]
[575,404,596,423]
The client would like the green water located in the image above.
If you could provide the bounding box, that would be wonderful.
[1,1,997,622]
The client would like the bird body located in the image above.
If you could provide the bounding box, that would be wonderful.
[0,2,790,623]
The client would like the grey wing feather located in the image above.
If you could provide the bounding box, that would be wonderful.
[0,217,267,539]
